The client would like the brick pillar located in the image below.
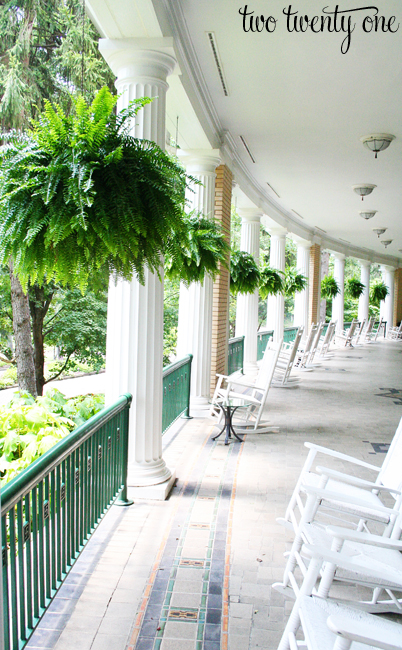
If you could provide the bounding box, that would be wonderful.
[210,165,232,395]
[309,243,321,327]
[394,268,402,326]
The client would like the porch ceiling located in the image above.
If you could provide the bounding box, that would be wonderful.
[87,0,402,265]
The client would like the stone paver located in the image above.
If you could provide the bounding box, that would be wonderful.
[25,339,402,650]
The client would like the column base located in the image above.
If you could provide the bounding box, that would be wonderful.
[127,458,172,487]
[190,396,210,410]
[127,470,176,501]
[242,362,259,377]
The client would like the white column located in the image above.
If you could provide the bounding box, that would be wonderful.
[266,229,287,343]
[235,208,262,374]
[293,240,311,333]
[381,266,395,328]
[176,151,221,406]
[100,39,176,491]
[358,260,370,323]
[332,253,345,333]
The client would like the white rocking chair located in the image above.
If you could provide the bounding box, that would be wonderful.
[276,544,402,650]
[387,321,402,340]
[373,317,385,341]
[295,323,319,370]
[319,322,337,358]
[278,416,402,535]
[335,319,358,347]
[209,338,283,433]
[273,327,304,387]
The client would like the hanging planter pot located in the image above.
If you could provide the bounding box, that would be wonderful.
[321,275,340,300]
[283,267,308,297]
[346,277,365,300]
[370,281,389,304]
[259,265,284,300]
[0,88,226,289]
[165,214,228,285]
[230,250,260,296]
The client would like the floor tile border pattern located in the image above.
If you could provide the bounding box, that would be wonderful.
[128,433,244,650]
[127,426,214,649]
[221,434,246,650]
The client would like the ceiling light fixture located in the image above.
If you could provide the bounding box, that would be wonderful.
[373,228,387,238]
[360,133,395,159]
[381,240,393,248]
[359,210,377,220]
[353,184,376,200]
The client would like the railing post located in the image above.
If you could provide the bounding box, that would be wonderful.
[182,354,193,420]
[115,396,134,507]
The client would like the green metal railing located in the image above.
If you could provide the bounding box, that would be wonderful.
[227,336,245,375]
[1,394,132,650]
[283,326,299,344]
[257,330,274,361]
[162,354,192,434]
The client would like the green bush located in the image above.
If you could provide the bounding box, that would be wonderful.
[0,366,17,388]
[0,389,104,484]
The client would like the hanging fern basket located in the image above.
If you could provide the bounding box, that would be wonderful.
[347,277,365,300]
[370,281,389,304]
[321,275,340,300]
[165,214,228,285]
[230,250,260,296]
[259,266,284,300]
[283,268,308,297]
[0,88,227,289]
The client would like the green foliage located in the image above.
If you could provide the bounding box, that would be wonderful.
[283,268,308,297]
[370,281,389,305]
[230,250,260,296]
[259,265,284,300]
[321,275,340,300]
[44,287,107,374]
[0,388,104,483]
[165,214,228,285]
[0,366,17,388]
[0,0,115,131]
[0,89,196,289]
[346,277,365,300]
[163,326,178,367]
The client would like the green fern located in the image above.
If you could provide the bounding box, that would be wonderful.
[259,265,283,300]
[370,281,389,304]
[347,277,365,300]
[283,267,308,297]
[0,88,209,289]
[321,275,340,300]
[165,213,228,285]
[230,250,260,296]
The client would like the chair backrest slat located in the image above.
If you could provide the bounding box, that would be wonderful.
[378,417,402,495]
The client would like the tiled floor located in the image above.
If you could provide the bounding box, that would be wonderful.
[26,338,402,650]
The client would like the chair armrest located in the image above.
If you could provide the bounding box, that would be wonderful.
[326,525,402,550]
[327,614,402,650]
[315,466,402,495]
[300,484,399,517]
[227,378,265,390]
[304,442,381,472]
[301,544,401,588]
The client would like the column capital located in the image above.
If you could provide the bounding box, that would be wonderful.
[332,252,346,262]
[268,226,287,239]
[178,149,221,175]
[237,207,263,223]
[382,265,396,274]
[99,37,178,83]
[358,259,371,268]
[292,235,312,249]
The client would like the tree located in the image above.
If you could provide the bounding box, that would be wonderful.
[0,90,228,393]
[0,0,115,396]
